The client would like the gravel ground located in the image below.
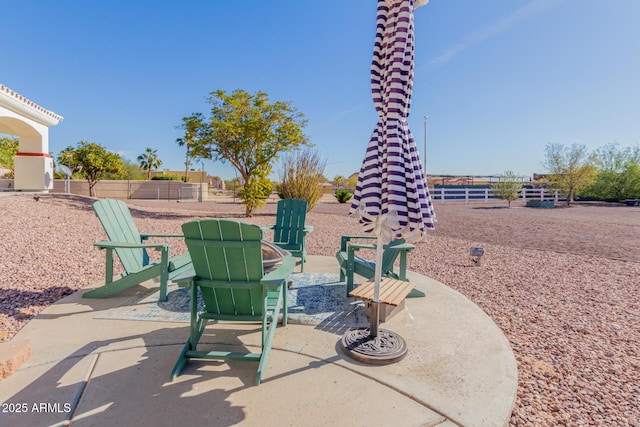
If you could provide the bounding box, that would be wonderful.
[1,193,639,426]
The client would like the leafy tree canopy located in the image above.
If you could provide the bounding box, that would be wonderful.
[333,175,346,189]
[584,143,640,201]
[492,170,522,208]
[103,158,146,180]
[57,141,124,197]
[137,147,162,180]
[178,89,310,216]
[542,143,597,206]
[0,136,19,178]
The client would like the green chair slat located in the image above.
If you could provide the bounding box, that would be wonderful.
[85,199,192,302]
[265,198,311,272]
[93,198,146,272]
[172,219,295,385]
[335,236,418,296]
[168,253,192,272]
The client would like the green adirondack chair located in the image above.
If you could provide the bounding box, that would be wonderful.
[171,219,295,386]
[83,199,192,302]
[261,198,313,272]
[336,235,424,297]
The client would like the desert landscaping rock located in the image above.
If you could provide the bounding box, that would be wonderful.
[1,193,638,426]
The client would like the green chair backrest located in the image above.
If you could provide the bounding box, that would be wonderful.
[93,199,147,274]
[381,239,406,273]
[273,198,307,249]
[182,219,264,316]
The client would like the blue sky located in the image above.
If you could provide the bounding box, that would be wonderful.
[2,0,639,181]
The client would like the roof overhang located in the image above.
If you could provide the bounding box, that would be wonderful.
[0,84,63,128]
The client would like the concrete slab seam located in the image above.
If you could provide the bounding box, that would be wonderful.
[67,353,100,424]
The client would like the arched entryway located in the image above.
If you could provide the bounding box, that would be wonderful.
[0,85,63,191]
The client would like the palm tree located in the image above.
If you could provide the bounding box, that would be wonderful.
[137,147,162,180]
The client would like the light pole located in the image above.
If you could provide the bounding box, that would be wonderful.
[423,115,428,170]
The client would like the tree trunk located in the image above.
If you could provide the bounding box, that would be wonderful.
[184,143,190,183]
[242,173,253,217]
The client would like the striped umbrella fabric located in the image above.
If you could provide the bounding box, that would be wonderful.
[350,0,435,244]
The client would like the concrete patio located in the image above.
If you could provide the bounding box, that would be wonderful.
[0,256,517,427]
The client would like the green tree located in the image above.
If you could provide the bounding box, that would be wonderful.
[103,158,145,180]
[0,136,19,178]
[542,143,597,206]
[57,141,124,197]
[178,89,310,216]
[584,143,640,201]
[278,149,326,211]
[137,147,163,180]
[492,170,522,208]
[334,189,352,203]
[333,175,346,190]
[176,113,210,183]
[238,171,273,214]
[346,174,359,191]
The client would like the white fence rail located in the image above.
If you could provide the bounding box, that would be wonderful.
[429,187,561,203]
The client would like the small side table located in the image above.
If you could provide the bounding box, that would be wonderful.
[349,278,415,322]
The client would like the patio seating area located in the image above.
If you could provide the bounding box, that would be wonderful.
[0,255,517,426]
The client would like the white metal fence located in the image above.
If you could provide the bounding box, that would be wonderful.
[428,187,561,203]
[2,177,562,204]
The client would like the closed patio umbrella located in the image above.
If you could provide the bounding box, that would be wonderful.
[342,0,435,364]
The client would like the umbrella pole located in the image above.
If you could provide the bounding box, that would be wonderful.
[370,233,384,338]
[339,229,408,364]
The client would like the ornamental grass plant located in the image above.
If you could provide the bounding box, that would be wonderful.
[278,149,326,211]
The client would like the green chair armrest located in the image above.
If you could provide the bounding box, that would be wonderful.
[261,256,296,287]
[340,235,376,251]
[172,273,196,287]
[341,235,376,243]
[140,233,183,240]
[390,243,415,251]
[347,243,376,252]
[343,238,414,253]
[260,225,275,239]
[303,225,314,233]
[94,241,169,251]
[168,253,192,271]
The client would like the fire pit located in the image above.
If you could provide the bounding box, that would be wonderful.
[261,240,291,272]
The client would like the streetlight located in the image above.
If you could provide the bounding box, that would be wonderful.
[423,115,428,171]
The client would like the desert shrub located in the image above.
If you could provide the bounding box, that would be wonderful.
[581,144,640,201]
[278,149,326,211]
[492,170,522,207]
[238,175,272,216]
[334,189,352,203]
